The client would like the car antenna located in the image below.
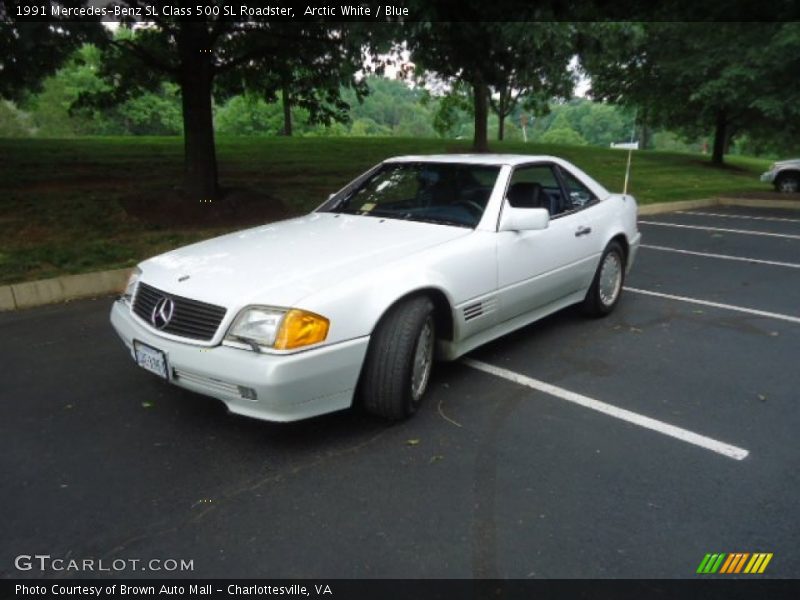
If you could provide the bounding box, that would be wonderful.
[622,108,638,198]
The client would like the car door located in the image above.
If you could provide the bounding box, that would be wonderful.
[555,164,607,289]
[496,163,603,321]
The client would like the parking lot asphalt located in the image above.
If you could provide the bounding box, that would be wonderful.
[1,204,798,579]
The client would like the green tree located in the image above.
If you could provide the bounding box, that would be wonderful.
[349,117,390,136]
[541,126,588,146]
[427,84,472,139]
[343,77,436,137]
[82,5,383,199]
[0,10,104,101]
[22,42,185,137]
[582,22,800,164]
[488,23,574,141]
[215,95,283,136]
[407,14,575,152]
[26,45,117,136]
[117,84,183,135]
[214,24,382,139]
[0,100,32,137]
[532,99,633,147]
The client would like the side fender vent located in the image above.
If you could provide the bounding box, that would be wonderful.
[463,297,497,322]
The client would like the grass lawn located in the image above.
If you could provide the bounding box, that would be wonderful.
[0,136,771,285]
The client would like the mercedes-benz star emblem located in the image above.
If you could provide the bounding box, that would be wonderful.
[151,296,175,330]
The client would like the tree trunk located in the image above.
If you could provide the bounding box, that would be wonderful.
[711,109,727,165]
[494,86,507,141]
[638,124,650,150]
[281,84,292,137]
[178,23,218,200]
[723,127,734,155]
[472,78,489,153]
[637,108,650,150]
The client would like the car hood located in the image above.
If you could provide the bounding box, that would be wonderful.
[140,212,470,308]
[775,158,800,167]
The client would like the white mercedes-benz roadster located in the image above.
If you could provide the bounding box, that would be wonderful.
[111,155,641,422]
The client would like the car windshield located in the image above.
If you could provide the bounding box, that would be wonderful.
[325,162,501,228]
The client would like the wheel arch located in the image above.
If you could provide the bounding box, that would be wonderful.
[775,169,800,184]
[370,287,455,343]
[608,232,630,264]
[355,286,454,417]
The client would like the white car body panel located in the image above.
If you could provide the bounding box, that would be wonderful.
[497,209,600,321]
[111,154,641,422]
[137,213,470,346]
[760,158,800,192]
[760,157,800,182]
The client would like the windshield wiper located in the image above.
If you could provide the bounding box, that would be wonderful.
[327,209,470,228]
[403,215,472,228]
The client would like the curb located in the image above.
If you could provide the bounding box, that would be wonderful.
[637,198,717,215]
[638,196,800,215]
[1,197,798,313]
[0,267,133,312]
[716,197,800,210]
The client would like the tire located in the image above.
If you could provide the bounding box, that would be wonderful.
[582,241,626,317]
[775,173,800,194]
[361,296,436,420]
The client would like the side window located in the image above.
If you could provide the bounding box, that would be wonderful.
[559,168,598,211]
[505,165,565,215]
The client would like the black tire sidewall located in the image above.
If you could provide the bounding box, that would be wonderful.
[776,174,799,193]
[585,242,625,317]
[360,296,435,419]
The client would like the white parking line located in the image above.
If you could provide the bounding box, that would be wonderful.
[638,221,800,240]
[624,287,800,325]
[677,210,800,224]
[640,244,800,269]
[462,359,749,461]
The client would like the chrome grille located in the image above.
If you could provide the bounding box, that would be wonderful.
[132,282,227,341]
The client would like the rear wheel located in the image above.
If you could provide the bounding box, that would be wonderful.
[582,241,625,317]
[361,296,435,420]
[775,173,799,194]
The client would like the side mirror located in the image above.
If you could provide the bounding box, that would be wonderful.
[499,206,550,232]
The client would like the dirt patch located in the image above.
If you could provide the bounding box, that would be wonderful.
[120,186,295,228]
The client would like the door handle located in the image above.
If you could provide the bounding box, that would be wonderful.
[575,226,592,237]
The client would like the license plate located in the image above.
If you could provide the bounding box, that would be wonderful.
[134,341,169,380]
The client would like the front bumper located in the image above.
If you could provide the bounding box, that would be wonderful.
[760,171,776,183]
[110,300,369,422]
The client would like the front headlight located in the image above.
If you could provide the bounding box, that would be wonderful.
[225,307,329,351]
[121,267,141,304]
[227,307,286,347]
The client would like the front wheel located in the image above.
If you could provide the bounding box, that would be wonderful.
[582,241,625,317]
[775,173,799,194]
[360,296,435,420]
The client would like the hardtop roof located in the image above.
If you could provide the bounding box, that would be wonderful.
[384,154,567,166]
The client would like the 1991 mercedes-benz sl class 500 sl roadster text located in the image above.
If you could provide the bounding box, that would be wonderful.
[111,154,641,422]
